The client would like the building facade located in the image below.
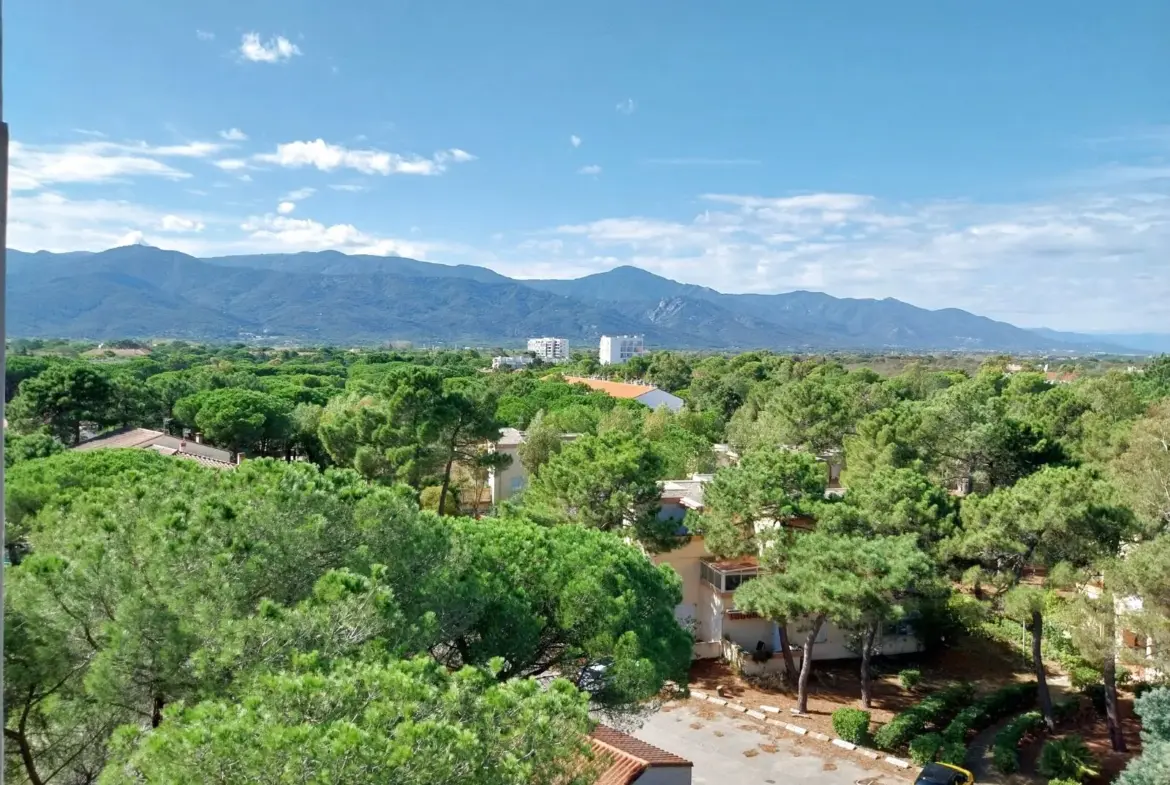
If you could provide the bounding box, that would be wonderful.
[599,334,645,365]
[526,337,569,362]
[491,355,534,370]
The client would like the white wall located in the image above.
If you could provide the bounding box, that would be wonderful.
[488,444,527,504]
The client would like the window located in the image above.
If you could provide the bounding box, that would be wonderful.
[510,477,525,492]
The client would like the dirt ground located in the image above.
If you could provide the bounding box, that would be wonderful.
[689,635,1034,741]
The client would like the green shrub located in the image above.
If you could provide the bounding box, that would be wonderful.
[899,669,923,691]
[1134,686,1170,743]
[939,740,967,766]
[909,733,944,765]
[832,708,871,745]
[993,710,1044,774]
[1054,697,1083,724]
[1082,684,1107,716]
[979,682,1037,718]
[1069,665,1102,691]
[874,682,975,751]
[1038,735,1098,782]
[1131,681,1155,699]
[1047,779,1081,785]
[994,743,1021,773]
[943,706,983,743]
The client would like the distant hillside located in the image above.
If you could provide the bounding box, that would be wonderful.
[5,246,1138,352]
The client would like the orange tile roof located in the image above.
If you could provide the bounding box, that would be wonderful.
[589,725,692,772]
[564,376,659,400]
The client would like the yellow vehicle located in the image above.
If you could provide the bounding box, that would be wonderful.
[913,762,975,785]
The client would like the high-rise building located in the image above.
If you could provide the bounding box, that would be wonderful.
[599,334,645,365]
[527,337,569,362]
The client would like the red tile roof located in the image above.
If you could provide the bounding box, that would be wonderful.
[590,725,692,770]
[564,376,660,400]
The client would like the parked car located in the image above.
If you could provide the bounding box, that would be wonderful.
[913,762,974,785]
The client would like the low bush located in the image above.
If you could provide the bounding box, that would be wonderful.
[873,682,975,751]
[1046,779,1080,785]
[992,711,1045,774]
[1069,666,1102,692]
[909,732,944,765]
[1081,684,1107,716]
[832,708,871,745]
[943,706,984,743]
[899,669,923,691]
[938,740,966,766]
[1131,681,1155,698]
[1038,735,1098,782]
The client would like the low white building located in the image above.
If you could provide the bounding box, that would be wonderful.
[527,337,569,362]
[649,473,922,669]
[491,355,534,370]
[563,376,684,412]
[599,334,645,365]
[487,427,579,505]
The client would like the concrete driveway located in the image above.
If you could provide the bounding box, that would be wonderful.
[633,702,907,785]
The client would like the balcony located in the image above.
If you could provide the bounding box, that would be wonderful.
[700,557,760,593]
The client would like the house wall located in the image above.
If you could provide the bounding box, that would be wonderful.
[488,444,526,504]
[635,767,692,785]
[650,534,708,640]
[636,388,684,413]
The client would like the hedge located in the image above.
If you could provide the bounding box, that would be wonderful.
[993,711,1044,774]
[909,733,944,765]
[942,681,1037,744]
[873,683,976,751]
[831,708,871,745]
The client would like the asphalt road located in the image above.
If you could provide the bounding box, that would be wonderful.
[633,703,907,785]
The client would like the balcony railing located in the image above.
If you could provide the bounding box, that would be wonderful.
[700,558,760,593]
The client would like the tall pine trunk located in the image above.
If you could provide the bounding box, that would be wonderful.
[777,618,798,684]
[1031,610,1056,732]
[1103,654,1127,752]
[796,615,826,714]
[860,620,878,709]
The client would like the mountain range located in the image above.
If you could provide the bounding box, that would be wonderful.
[5,245,1157,354]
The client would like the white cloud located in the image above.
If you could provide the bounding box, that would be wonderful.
[159,214,205,233]
[73,129,106,138]
[213,158,249,171]
[239,33,302,63]
[240,213,428,257]
[10,140,194,191]
[9,191,213,252]
[116,230,147,246]
[578,164,602,176]
[570,134,582,148]
[277,201,296,215]
[219,128,248,141]
[615,98,637,115]
[254,139,475,176]
[544,187,1170,331]
[329,184,368,192]
[282,187,316,201]
[196,29,215,41]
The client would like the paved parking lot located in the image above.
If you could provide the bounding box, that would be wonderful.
[633,702,907,785]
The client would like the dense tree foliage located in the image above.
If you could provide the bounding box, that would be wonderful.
[7,342,1170,781]
[3,452,688,783]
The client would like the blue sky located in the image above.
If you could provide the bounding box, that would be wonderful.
[8,0,1169,331]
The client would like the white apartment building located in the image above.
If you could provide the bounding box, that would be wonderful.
[599,334,645,365]
[527,337,569,362]
[491,355,534,370]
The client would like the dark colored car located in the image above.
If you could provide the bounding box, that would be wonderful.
[913,762,975,785]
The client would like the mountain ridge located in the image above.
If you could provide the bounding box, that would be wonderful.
[5,246,1143,353]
